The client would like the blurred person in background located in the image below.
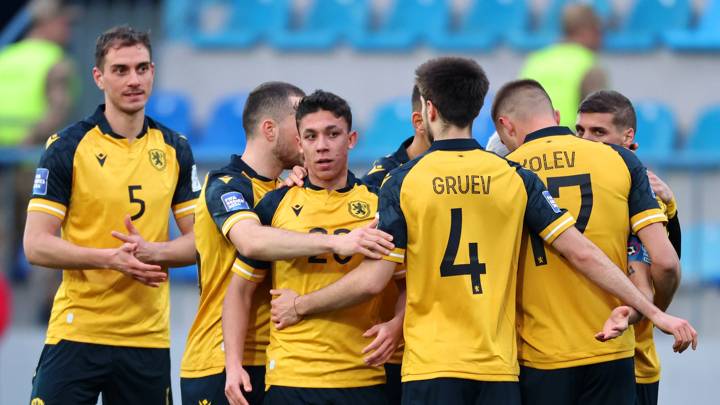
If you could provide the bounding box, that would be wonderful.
[520,3,607,129]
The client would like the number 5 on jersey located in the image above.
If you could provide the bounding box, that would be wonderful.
[128,185,145,220]
[441,208,486,294]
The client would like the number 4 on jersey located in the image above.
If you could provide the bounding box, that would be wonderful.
[441,208,486,294]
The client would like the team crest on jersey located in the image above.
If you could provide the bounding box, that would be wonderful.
[348,200,371,219]
[148,149,167,171]
[542,191,561,213]
[221,192,249,212]
[31,398,45,405]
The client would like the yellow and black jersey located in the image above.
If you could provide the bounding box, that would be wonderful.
[180,156,278,378]
[507,126,667,370]
[379,138,575,383]
[361,136,413,366]
[27,104,200,348]
[234,172,403,389]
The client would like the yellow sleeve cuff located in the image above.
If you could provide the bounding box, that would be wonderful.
[173,199,197,219]
[538,212,576,244]
[383,247,406,264]
[631,209,667,234]
[27,198,66,220]
[221,211,260,236]
[231,258,267,283]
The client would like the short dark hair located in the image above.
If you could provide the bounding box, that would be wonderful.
[243,81,306,137]
[491,79,553,122]
[296,90,352,130]
[578,90,636,132]
[411,85,422,113]
[414,57,489,128]
[95,25,151,70]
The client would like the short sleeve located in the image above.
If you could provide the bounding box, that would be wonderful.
[172,136,201,219]
[516,166,576,244]
[610,145,666,233]
[27,134,76,220]
[205,176,259,238]
[377,173,408,264]
[362,157,392,189]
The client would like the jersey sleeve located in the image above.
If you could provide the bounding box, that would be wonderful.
[205,176,259,238]
[231,187,289,282]
[377,173,408,264]
[362,157,393,189]
[27,134,75,220]
[611,145,666,233]
[172,137,201,219]
[516,166,576,244]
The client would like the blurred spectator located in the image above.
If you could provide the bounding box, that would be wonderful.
[519,4,607,128]
[0,0,78,147]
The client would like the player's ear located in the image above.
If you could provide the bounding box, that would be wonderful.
[347,130,358,150]
[411,111,423,131]
[623,127,635,148]
[92,66,104,90]
[553,109,561,125]
[260,119,276,142]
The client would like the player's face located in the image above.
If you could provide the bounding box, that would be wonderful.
[93,44,154,115]
[273,96,303,169]
[576,112,634,148]
[298,110,357,184]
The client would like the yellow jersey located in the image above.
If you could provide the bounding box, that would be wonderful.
[235,173,404,388]
[28,104,200,348]
[180,156,278,378]
[507,126,667,369]
[379,138,575,383]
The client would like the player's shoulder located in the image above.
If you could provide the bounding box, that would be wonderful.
[42,119,95,157]
[205,168,254,197]
[148,116,192,152]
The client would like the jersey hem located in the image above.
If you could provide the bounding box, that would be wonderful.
[266,376,386,389]
[519,350,634,369]
[45,333,169,349]
[635,375,661,384]
[401,371,518,383]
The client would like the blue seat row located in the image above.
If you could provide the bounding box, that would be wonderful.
[179,0,720,52]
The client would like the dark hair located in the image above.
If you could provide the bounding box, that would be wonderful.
[411,85,422,113]
[491,79,552,122]
[95,25,152,70]
[296,90,352,130]
[243,81,306,137]
[414,57,489,128]
[578,90,636,132]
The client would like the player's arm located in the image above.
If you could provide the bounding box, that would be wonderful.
[24,211,166,286]
[111,214,196,267]
[361,279,406,366]
[636,222,679,311]
[222,274,258,405]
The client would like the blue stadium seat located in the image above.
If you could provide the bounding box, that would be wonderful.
[664,0,720,51]
[192,0,290,49]
[270,0,370,51]
[354,97,413,164]
[681,223,720,285]
[473,93,496,147]
[682,106,720,160]
[198,93,248,154]
[145,91,195,143]
[604,0,691,52]
[508,0,612,51]
[429,0,529,52]
[351,0,450,51]
[632,101,676,163]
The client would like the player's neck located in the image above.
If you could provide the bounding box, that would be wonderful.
[406,132,430,160]
[308,167,348,191]
[240,146,284,180]
[103,102,145,142]
[432,126,472,142]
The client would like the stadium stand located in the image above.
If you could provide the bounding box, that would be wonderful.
[633,101,676,163]
[665,0,720,51]
[604,0,692,52]
[354,97,412,164]
[683,105,720,159]
[681,223,720,285]
[145,90,195,141]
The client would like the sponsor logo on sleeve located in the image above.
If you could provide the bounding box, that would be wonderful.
[542,190,561,214]
[191,164,202,192]
[221,192,249,212]
[33,168,49,196]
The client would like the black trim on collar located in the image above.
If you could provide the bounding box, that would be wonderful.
[229,155,274,182]
[524,126,575,143]
[90,104,149,140]
[303,171,359,193]
[392,136,414,164]
[428,138,482,152]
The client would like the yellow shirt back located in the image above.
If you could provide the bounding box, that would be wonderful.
[28,105,199,348]
[235,173,403,388]
[379,138,575,383]
[507,126,666,369]
[180,156,277,377]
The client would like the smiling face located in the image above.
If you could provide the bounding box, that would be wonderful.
[92,44,154,115]
[297,109,357,186]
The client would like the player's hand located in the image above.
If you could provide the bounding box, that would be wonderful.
[332,218,394,259]
[108,242,166,287]
[224,365,252,405]
[280,165,307,188]
[111,215,158,264]
[647,170,674,204]
[650,312,698,353]
[270,288,302,329]
[362,316,403,367]
[595,306,631,342]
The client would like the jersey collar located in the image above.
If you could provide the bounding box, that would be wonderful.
[90,104,149,140]
[391,136,414,164]
[229,154,275,182]
[303,171,360,193]
[428,137,482,152]
[524,126,575,143]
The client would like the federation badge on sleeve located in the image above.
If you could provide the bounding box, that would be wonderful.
[33,168,49,196]
[191,164,202,192]
[542,190,561,214]
[221,192,249,212]
[348,200,371,219]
